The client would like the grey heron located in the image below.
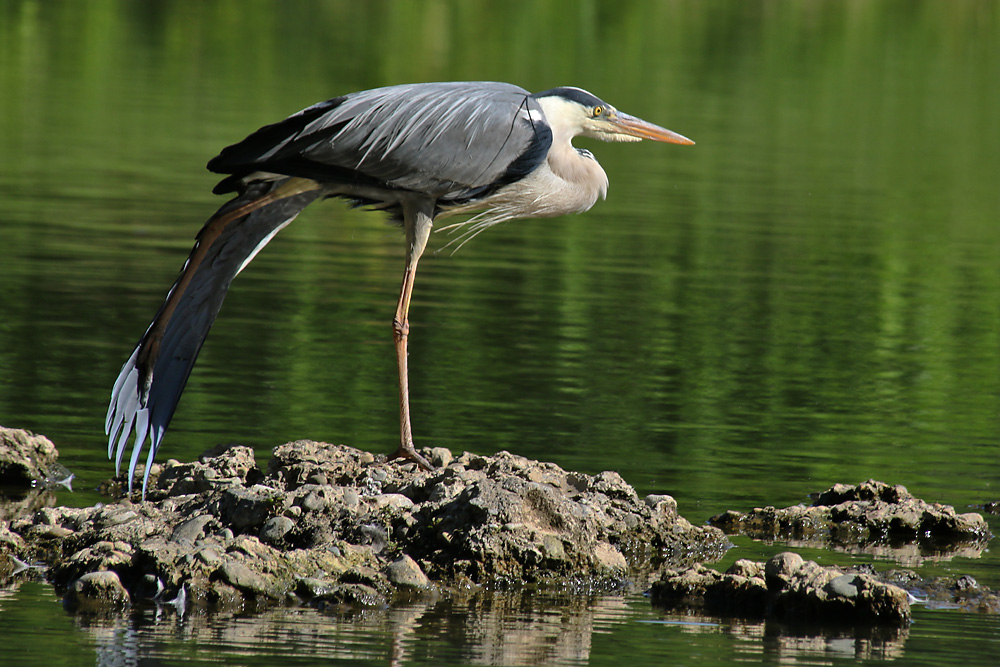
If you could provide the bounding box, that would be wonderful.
[105,81,694,497]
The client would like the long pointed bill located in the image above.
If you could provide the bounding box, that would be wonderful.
[613,112,695,145]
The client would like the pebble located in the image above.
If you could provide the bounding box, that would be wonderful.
[385,555,430,588]
[259,516,295,544]
[171,515,214,544]
[827,573,860,598]
[219,560,268,594]
[196,547,222,566]
[301,491,325,512]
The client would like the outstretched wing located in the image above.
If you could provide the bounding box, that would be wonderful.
[106,180,323,497]
[208,81,552,204]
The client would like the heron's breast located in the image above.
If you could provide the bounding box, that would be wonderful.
[487,159,608,220]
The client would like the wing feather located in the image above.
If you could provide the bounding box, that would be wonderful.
[208,82,552,202]
[106,180,323,497]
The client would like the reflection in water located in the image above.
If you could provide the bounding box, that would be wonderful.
[651,614,909,664]
[2,1,1000,666]
[72,589,913,667]
[76,590,628,667]
[784,538,990,569]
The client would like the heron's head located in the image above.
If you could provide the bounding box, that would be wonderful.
[533,87,694,145]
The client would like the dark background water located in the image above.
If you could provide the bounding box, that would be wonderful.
[1,1,999,665]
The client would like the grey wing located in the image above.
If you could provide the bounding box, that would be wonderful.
[208,81,552,202]
[106,180,323,498]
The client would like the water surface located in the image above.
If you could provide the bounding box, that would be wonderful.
[1,1,999,665]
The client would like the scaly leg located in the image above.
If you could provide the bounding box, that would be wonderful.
[389,200,435,470]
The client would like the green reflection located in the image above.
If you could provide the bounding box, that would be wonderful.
[2,1,1000,665]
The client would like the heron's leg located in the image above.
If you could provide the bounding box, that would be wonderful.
[389,201,435,470]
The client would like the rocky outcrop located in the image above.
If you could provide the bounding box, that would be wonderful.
[0,426,63,488]
[3,439,729,613]
[651,552,912,626]
[882,570,1000,614]
[709,480,991,563]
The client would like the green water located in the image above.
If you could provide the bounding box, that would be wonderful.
[1,1,999,665]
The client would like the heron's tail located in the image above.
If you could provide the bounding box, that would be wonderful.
[105,177,323,498]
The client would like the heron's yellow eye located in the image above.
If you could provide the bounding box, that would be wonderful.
[593,106,603,117]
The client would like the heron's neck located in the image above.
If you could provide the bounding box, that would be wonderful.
[534,96,609,202]
[545,137,608,203]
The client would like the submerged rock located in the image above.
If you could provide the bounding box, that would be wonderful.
[709,480,992,563]
[882,570,1000,614]
[3,437,729,614]
[650,552,911,626]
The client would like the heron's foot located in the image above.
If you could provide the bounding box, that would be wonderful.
[388,444,434,471]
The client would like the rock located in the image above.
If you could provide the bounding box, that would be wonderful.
[196,547,222,566]
[309,583,386,609]
[259,516,295,544]
[198,443,261,482]
[708,480,993,561]
[651,553,911,626]
[171,515,216,544]
[385,555,430,588]
[218,560,270,596]
[153,444,261,498]
[373,493,414,511]
[593,542,628,573]
[296,577,335,600]
[64,571,131,612]
[428,447,453,468]
[883,569,1000,613]
[764,551,804,589]
[359,524,389,553]
[3,430,731,616]
[827,573,860,598]
[644,494,678,514]
[0,426,60,487]
[300,491,326,512]
[214,486,277,531]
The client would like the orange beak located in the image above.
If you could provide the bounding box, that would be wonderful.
[613,112,695,145]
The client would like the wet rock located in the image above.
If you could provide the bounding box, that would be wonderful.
[0,426,60,488]
[296,576,335,600]
[981,501,1000,516]
[64,570,131,612]
[881,569,1000,613]
[309,583,386,610]
[386,555,430,588]
[4,432,729,615]
[709,480,992,561]
[218,560,270,596]
[651,552,911,626]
